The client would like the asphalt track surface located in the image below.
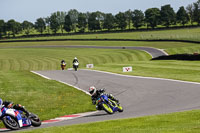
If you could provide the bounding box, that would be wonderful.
[0,45,167,58]
[29,69,200,129]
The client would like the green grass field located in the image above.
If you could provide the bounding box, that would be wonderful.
[0,71,94,121]
[22,110,200,133]
[0,28,200,132]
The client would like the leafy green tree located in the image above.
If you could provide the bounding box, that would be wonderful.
[88,12,101,31]
[145,8,161,29]
[186,4,195,25]
[160,4,176,27]
[7,19,21,37]
[35,18,46,34]
[54,11,67,34]
[115,12,127,30]
[176,6,189,26]
[50,13,60,34]
[132,10,144,29]
[103,13,115,31]
[125,9,132,29]
[68,9,79,32]
[193,0,200,25]
[95,11,105,30]
[22,20,34,35]
[77,13,87,32]
[64,14,72,33]
[0,20,5,38]
[45,17,51,33]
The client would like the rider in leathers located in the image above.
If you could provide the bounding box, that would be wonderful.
[0,99,30,116]
[89,86,119,110]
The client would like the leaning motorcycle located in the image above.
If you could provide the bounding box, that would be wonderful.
[96,94,123,114]
[0,106,41,130]
[73,61,79,71]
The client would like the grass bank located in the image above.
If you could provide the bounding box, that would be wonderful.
[0,71,94,121]
[22,110,200,133]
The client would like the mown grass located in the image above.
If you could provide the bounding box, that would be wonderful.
[2,27,200,42]
[0,40,198,50]
[22,110,200,133]
[95,60,200,83]
[0,71,94,121]
[0,48,150,71]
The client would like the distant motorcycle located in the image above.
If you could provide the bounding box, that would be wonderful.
[96,94,123,114]
[73,61,79,71]
[61,62,66,70]
[0,106,41,130]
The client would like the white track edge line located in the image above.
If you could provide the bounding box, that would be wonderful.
[83,69,200,85]
[31,71,90,95]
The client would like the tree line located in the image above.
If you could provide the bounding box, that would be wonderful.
[0,0,200,38]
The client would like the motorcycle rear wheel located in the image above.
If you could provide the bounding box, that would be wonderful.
[2,115,20,130]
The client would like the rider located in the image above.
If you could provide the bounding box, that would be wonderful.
[88,86,119,110]
[72,57,79,64]
[0,98,30,116]
[61,60,66,66]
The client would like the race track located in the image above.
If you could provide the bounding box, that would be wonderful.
[31,69,200,129]
[1,46,199,132]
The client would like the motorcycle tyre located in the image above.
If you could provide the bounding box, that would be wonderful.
[117,104,124,112]
[30,114,41,127]
[101,103,113,114]
[2,115,20,130]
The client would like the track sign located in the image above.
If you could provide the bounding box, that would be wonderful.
[86,64,94,68]
[123,67,132,72]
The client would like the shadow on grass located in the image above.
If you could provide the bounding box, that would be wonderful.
[152,54,200,61]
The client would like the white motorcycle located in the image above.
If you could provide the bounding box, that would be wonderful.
[0,106,41,130]
[73,61,79,71]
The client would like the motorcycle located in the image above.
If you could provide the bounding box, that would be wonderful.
[96,94,123,114]
[61,62,66,70]
[73,61,79,71]
[0,106,41,130]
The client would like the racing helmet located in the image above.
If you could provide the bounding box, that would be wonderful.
[89,86,96,96]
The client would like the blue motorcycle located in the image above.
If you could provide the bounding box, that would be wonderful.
[96,94,123,114]
[0,106,41,130]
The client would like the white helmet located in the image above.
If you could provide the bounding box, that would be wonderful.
[89,86,96,96]
[74,57,77,60]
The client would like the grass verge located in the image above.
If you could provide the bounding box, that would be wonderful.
[0,70,95,128]
[22,110,200,133]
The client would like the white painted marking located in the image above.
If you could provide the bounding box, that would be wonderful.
[31,71,51,80]
[31,71,90,95]
[83,69,200,85]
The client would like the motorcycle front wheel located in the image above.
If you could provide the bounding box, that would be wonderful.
[2,115,20,130]
[102,103,113,114]
[29,113,41,127]
[117,104,124,112]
